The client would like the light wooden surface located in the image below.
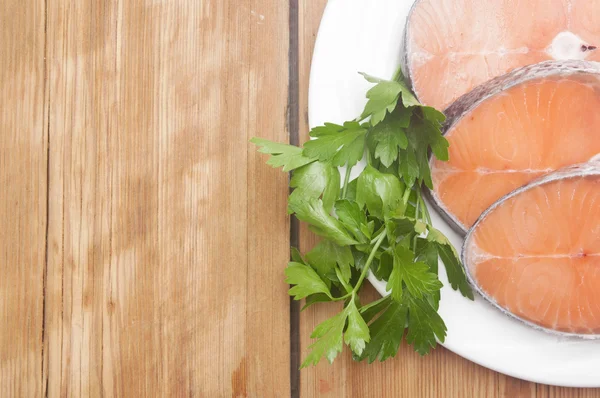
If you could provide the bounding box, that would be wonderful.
[2,0,290,397]
[0,1,47,397]
[1,0,600,397]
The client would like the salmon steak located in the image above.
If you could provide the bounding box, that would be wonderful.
[463,161,600,336]
[403,0,600,109]
[429,60,600,234]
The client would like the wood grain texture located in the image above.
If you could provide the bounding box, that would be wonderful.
[0,1,47,397]
[297,1,600,397]
[41,0,289,396]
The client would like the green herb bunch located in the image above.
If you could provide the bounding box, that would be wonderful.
[251,71,473,368]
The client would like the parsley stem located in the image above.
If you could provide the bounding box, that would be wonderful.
[341,166,353,199]
[358,295,390,314]
[392,67,403,82]
[402,186,412,205]
[353,231,386,294]
[413,188,422,250]
[336,267,354,295]
[370,234,383,244]
[418,191,432,224]
[330,230,386,302]
[415,188,421,220]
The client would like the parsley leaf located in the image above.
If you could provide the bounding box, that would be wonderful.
[303,122,367,167]
[291,247,306,264]
[421,106,446,128]
[406,110,449,189]
[360,300,408,363]
[386,246,414,302]
[289,161,340,212]
[415,238,441,308]
[306,240,354,286]
[289,198,358,246]
[386,216,417,243]
[285,262,333,300]
[303,297,370,366]
[344,178,358,201]
[352,247,379,278]
[406,295,447,355]
[334,199,369,242]
[419,109,449,161]
[389,242,442,302]
[372,250,393,281]
[427,228,474,300]
[359,295,392,323]
[399,148,420,188]
[344,299,370,356]
[360,81,402,126]
[400,261,443,300]
[356,166,405,218]
[359,73,419,126]
[415,240,437,271]
[250,138,315,171]
[301,311,347,367]
[302,294,333,311]
[367,108,409,168]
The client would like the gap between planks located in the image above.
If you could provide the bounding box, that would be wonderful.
[288,0,301,397]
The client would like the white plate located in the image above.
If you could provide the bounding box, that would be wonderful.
[308,0,600,387]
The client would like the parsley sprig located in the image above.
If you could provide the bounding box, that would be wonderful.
[251,71,473,367]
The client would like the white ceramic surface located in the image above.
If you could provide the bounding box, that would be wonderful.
[308,0,600,387]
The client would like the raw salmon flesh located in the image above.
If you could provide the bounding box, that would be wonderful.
[400,0,600,336]
[463,162,600,335]
[428,60,600,233]
[403,0,600,109]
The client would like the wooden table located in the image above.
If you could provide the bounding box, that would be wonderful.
[1,0,599,396]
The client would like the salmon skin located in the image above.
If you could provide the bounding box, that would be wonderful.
[402,0,600,110]
[462,160,600,337]
[428,60,600,235]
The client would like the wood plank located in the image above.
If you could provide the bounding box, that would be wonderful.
[297,1,600,397]
[246,1,291,396]
[0,1,47,397]
[297,2,337,396]
[540,387,600,398]
[44,0,290,396]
